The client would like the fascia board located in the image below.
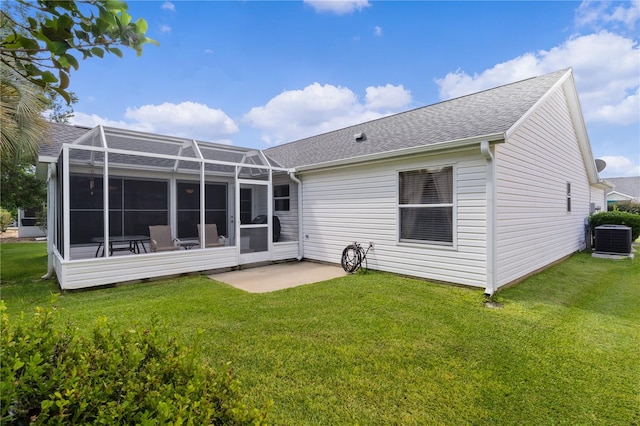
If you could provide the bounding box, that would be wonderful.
[562,74,600,184]
[505,69,571,140]
[294,133,505,173]
[592,180,614,190]
[38,155,58,163]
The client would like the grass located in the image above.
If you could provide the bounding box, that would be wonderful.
[1,242,639,424]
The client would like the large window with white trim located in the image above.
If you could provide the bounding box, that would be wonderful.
[398,166,454,245]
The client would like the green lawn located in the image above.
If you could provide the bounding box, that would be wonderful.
[1,242,639,425]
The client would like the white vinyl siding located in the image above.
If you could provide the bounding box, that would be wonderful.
[495,85,590,287]
[300,150,487,288]
[589,186,606,213]
[272,175,299,242]
[56,246,238,290]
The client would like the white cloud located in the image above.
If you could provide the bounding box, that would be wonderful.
[374,26,382,37]
[204,49,214,54]
[576,0,639,31]
[70,102,239,143]
[159,25,171,33]
[600,156,640,177]
[365,84,411,110]
[125,102,238,140]
[161,1,175,12]
[244,82,411,145]
[69,112,153,133]
[304,0,370,15]
[590,87,639,125]
[435,31,640,126]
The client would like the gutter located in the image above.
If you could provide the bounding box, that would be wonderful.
[480,141,497,296]
[288,170,304,261]
[295,133,505,173]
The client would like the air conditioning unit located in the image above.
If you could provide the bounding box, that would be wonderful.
[594,225,632,254]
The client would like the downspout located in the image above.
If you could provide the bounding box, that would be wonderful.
[481,141,497,296]
[42,163,56,279]
[288,170,304,261]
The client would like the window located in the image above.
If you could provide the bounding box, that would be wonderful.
[398,167,454,245]
[177,182,227,238]
[566,182,572,212]
[274,184,290,211]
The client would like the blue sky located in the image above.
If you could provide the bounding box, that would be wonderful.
[67,0,639,177]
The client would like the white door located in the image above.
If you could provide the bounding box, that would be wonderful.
[238,182,271,264]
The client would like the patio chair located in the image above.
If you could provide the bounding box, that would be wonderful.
[197,224,224,248]
[148,225,181,252]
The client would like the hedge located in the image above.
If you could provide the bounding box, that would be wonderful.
[0,303,269,425]
[589,210,640,241]
[608,201,640,215]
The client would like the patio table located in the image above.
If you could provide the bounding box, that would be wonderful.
[91,235,150,257]
[178,239,199,250]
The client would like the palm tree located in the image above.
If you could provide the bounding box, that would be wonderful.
[0,67,47,164]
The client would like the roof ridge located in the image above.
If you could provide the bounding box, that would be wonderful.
[265,68,570,151]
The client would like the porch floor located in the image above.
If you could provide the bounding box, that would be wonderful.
[209,261,347,293]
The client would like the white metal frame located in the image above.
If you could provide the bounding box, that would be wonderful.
[58,125,291,263]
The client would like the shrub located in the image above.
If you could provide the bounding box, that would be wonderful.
[589,210,640,241]
[0,302,269,425]
[0,208,13,232]
[609,201,640,215]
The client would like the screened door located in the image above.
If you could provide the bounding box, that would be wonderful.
[238,182,270,264]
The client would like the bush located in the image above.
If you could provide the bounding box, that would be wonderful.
[609,201,640,215]
[590,210,640,241]
[0,208,13,232]
[0,303,269,425]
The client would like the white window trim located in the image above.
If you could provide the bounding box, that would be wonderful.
[396,164,457,250]
[273,183,290,212]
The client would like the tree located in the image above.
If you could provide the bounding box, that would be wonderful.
[0,0,156,213]
[1,2,79,124]
[1,0,157,104]
[0,67,47,162]
[0,157,46,217]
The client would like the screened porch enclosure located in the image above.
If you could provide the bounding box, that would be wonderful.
[50,126,299,289]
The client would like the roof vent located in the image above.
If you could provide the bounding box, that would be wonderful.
[354,132,366,142]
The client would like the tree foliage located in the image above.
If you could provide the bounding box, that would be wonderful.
[1,0,157,104]
[0,157,46,215]
[0,67,48,161]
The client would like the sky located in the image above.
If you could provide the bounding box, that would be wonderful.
[65,0,639,178]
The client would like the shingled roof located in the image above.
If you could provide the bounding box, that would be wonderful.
[40,69,572,171]
[263,68,570,169]
[606,176,640,200]
[39,122,92,159]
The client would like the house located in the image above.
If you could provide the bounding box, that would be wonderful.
[605,176,640,206]
[15,207,44,238]
[38,68,607,293]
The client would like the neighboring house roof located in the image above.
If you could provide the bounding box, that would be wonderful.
[263,69,571,170]
[605,176,640,201]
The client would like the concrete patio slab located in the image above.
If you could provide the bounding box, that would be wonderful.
[209,261,347,293]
